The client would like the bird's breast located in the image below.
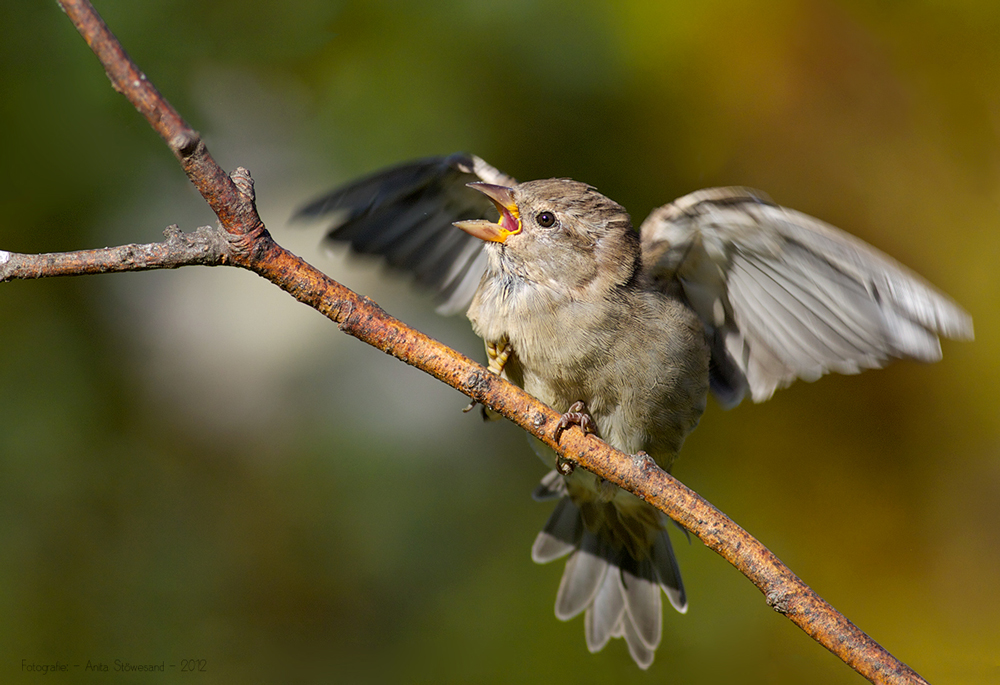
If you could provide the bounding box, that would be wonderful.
[469,278,711,461]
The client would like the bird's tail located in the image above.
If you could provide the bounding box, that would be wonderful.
[530,469,686,669]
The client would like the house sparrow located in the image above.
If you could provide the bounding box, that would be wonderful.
[297,153,972,668]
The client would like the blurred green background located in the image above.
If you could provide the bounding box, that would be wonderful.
[2,1,998,683]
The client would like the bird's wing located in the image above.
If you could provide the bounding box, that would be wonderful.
[639,187,974,408]
[295,153,515,315]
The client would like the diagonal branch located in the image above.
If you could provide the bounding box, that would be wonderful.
[35,2,930,684]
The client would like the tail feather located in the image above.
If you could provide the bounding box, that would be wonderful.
[620,603,656,669]
[532,470,687,670]
[621,558,663,651]
[531,497,582,563]
[532,469,568,502]
[651,521,687,613]
[584,569,626,653]
[554,532,608,620]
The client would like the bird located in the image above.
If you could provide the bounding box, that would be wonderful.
[296,152,973,669]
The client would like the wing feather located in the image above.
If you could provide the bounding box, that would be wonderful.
[295,153,515,315]
[641,188,972,405]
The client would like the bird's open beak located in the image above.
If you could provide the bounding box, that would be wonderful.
[453,183,521,243]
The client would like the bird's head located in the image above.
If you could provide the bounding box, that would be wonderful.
[454,178,640,290]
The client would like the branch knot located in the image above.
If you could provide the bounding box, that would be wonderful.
[230,167,255,201]
[766,587,794,615]
[169,130,201,158]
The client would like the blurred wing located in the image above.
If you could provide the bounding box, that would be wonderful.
[640,187,974,407]
[296,153,516,315]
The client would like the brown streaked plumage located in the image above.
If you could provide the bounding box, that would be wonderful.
[297,153,973,669]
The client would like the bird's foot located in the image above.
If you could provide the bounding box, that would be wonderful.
[552,401,596,477]
[461,399,500,422]
[486,337,512,376]
[555,455,576,476]
[554,400,597,442]
[463,337,512,415]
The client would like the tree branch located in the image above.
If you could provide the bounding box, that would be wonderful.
[37,1,930,683]
[0,225,227,280]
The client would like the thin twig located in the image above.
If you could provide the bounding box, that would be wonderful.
[40,1,931,683]
[0,226,227,281]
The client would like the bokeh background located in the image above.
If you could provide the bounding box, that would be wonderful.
[2,1,998,683]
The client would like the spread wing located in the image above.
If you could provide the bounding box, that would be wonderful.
[640,187,974,408]
[295,153,515,315]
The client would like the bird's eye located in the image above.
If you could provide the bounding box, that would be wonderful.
[536,211,556,228]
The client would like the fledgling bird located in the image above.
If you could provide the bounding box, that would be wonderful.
[297,153,973,668]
